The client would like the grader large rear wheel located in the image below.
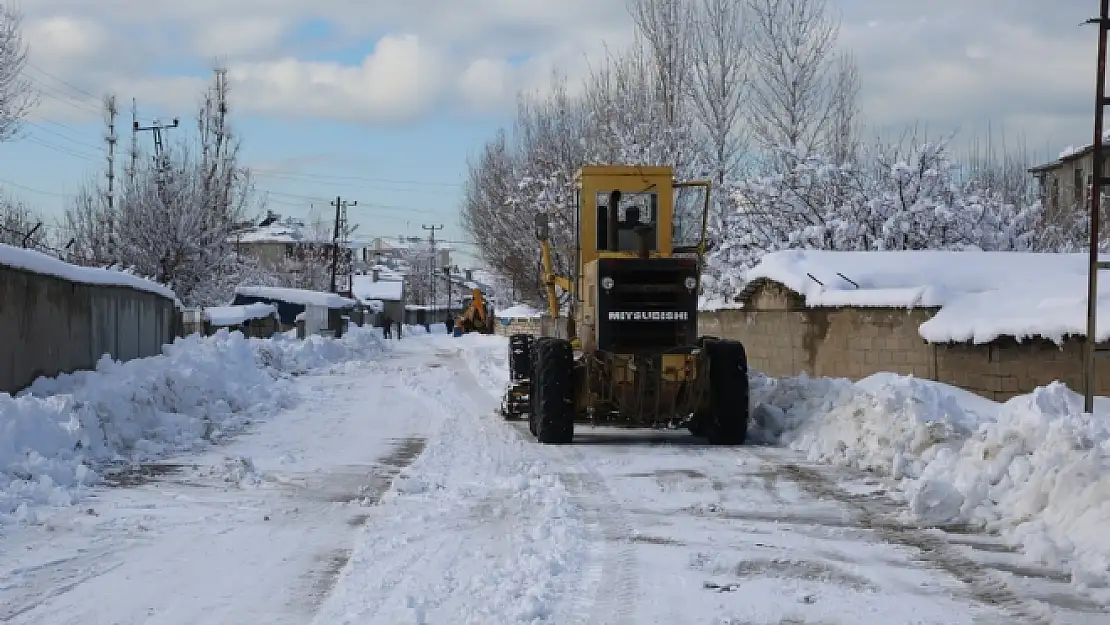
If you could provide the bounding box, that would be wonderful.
[533,338,574,444]
[702,339,749,445]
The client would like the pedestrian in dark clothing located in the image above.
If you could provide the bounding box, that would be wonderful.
[396,321,402,339]
[382,314,392,339]
[445,316,453,334]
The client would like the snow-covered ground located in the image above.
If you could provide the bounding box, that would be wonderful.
[2,331,1108,623]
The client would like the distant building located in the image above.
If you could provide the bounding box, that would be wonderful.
[1027,133,1110,223]
[362,236,452,269]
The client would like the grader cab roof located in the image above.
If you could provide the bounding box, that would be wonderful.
[574,165,675,182]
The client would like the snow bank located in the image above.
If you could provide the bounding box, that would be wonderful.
[0,326,387,523]
[0,242,176,300]
[203,303,278,326]
[746,249,1110,344]
[753,371,1110,594]
[234,285,356,308]
[497,303,542,319]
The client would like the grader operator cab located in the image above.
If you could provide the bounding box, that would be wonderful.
[500,165,749,445]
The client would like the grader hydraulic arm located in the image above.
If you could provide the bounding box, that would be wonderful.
[535,214,572,319]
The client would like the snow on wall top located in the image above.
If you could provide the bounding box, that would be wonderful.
[498,304,542,318]
[203,303,279,326]
[746,250,1110,344]
[351,275,403,302]
[234,286,356,309]
[0,243,176,300]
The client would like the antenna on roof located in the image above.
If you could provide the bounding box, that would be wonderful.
[836,272,859,288]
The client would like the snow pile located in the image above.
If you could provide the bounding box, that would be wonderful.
[203,303,278,326]
[743,249,1110,344]
[0,242,176,300]
[753,371,1110,592]
[0,326,387,522]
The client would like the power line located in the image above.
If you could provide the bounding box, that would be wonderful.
[252,170,459,196]
[24,73,100,115]
[251,167,462,188]
[20,134,98,160]
[26,62,102,102]
[0,176,74,197]
[24,120,102,151]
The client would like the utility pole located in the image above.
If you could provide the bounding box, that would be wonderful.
[103,95,117,210]
[128,99,138,183]
[133,115,179,186]
[1085,0,1110,413]
[423,224,443,310]
[330,196,357,293]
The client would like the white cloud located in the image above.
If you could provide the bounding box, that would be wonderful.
[227,34,447,123]
[14,0,1101,154]
[191,18,290,58]
[458,59,511,112]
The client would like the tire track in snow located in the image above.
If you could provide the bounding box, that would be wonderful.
[743,448,1060,625]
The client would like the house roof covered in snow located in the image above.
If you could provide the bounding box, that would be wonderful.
[741,249,1110,345]
[351,275,403,302]
[234,285,356,309]
[203,303,279,326]
[1028,130,1110,172]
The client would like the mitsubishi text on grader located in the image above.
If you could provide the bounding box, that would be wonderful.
[500,165,750,445]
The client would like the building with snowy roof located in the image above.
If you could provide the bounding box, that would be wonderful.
[1027,131,1110,225]
[701,249,1110,400]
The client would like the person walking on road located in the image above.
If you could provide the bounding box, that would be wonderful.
[382,314,393,339]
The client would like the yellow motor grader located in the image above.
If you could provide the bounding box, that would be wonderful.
[500,165,749,445]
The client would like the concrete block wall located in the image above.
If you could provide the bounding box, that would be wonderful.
[699,282,937,380]
[698,280,1110,401]
[0,264,179,394]
[495,317,542,337]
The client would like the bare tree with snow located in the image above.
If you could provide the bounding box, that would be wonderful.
[64,69,270,305]
[0,6,35,142]
[689,0,750,185]
[744,0,840,162]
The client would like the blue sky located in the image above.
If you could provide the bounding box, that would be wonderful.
[0,0,1097,267]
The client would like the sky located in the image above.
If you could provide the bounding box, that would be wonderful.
[0,0,1099,267]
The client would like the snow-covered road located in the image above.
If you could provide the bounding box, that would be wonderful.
[2,333,1107,624]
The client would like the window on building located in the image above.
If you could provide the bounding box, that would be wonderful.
[1076,167,1086,207]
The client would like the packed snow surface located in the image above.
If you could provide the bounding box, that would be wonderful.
[203,303,278,326]
[753,370,1110,597]
[2,332,1106,622]
[235,285,357,308]
[0,326,386,522]
[746,249,1110,344]
[0,242,176,300]
[497,303,542,318]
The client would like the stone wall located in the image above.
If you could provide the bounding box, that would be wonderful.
[0,263,179,394]
[698,280,1110,401]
